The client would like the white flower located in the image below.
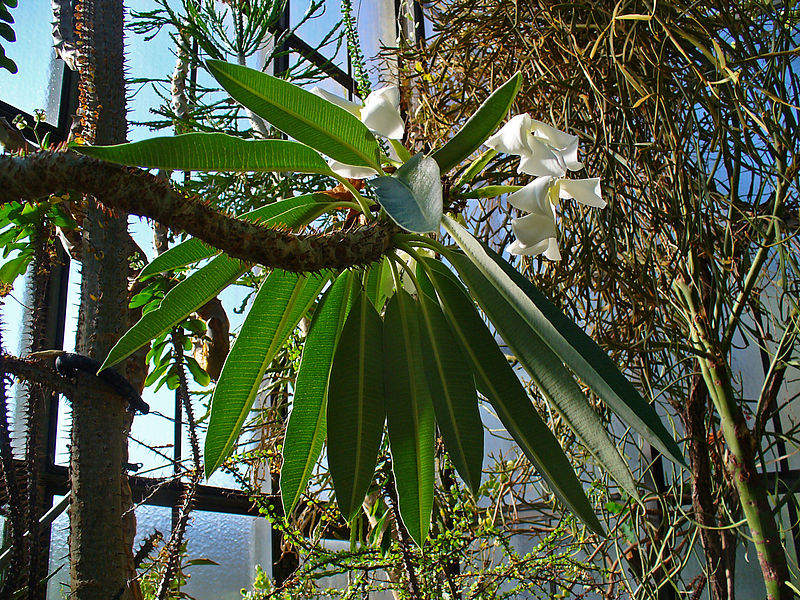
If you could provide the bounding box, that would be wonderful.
[311,85,405,178]
[488,115,605,261]
[486,113,583,177]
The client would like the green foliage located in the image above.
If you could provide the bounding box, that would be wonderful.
[0,0,16,74]
[281,270,356,515]
[206,60,382,171]
[204,269,330,476]
[326,291,386,521]
[431,72,522,174]
[81,59,681,542]
[76,134,334,175]
[383,289,436,545]
[0,198,76,288]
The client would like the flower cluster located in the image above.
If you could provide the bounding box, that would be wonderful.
[311,85,404,178]
[486,114,604,261]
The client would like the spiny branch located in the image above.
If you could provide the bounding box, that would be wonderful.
[0,151,395,273]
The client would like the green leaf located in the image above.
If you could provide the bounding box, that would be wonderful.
[327,292,386,520]
[0,22,15,42]
[74,133,332,174]
[371,154,443,234]
[448,250,638,500]
[431,72,522,174]
[204,270,330,477]
[364,257,393,310]
[487,245,684,465]
[206,60,382,171]
[0,252,30,285]
[416,291,483,494]
[281,271,357,515]
[443,215,684,467]
[102,255,244,371]
[420,258,604,535]
[383,290,435,545]
[185,355,211,387]
[454,149,497,187]
[140,193,332,278]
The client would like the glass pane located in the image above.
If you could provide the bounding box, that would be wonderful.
[184,511,271,600]
[356,0,398,85]
[290,0,347,67]
[46,496,70,599]
[0,4,64,125]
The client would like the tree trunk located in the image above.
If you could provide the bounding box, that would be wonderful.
[68,0,140,598]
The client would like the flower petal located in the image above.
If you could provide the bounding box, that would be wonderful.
[560,138,583,171]
[486,114,535,156]
[506,238,551,257]
[543,238,562,261]
[507,176,554,213]
[310,86,362,118]
[517,138,567,177]
[511,211,558,248]
[531,119,578,150]
[362,86,405,139]
[327,159,379,179]
[557,178,605,208]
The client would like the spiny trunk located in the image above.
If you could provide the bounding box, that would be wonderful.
[69,0,140,598]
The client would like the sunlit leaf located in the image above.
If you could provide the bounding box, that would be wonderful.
[420,258,605,535]
[416,290,483,494]
[102,255,243,371]
[74,133,332,174]
[281,271,357,515]
[443,215,683,468]
[431,72,522,174]
[204,270,330,476]
[207,60,382,170]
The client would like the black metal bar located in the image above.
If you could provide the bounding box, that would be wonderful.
[42,463,262,517]
[285,33,354,91]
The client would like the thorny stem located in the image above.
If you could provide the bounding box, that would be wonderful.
[383,477,422,600]
[673,277,791,600]
[0,151,395,273]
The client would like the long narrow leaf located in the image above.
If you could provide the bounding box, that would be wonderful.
[101,255,243,371]
[140,194,333,278]
[448,251,638,500]
[75,133,332,174]
[431,72,522,174]
[204,270,330,476]
[327,292,386,520]
[443,215,683,467]
[486,245,685,466]
[384,289,435,545]
[207,60,382,171]
[421,259,604,535]
[416,291,483,494]
[281,271,357,514]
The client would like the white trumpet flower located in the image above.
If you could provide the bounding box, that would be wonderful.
[311,85,405,178]
[488,115,605,261]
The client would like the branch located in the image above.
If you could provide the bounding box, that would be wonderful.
[0,151,394,273]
